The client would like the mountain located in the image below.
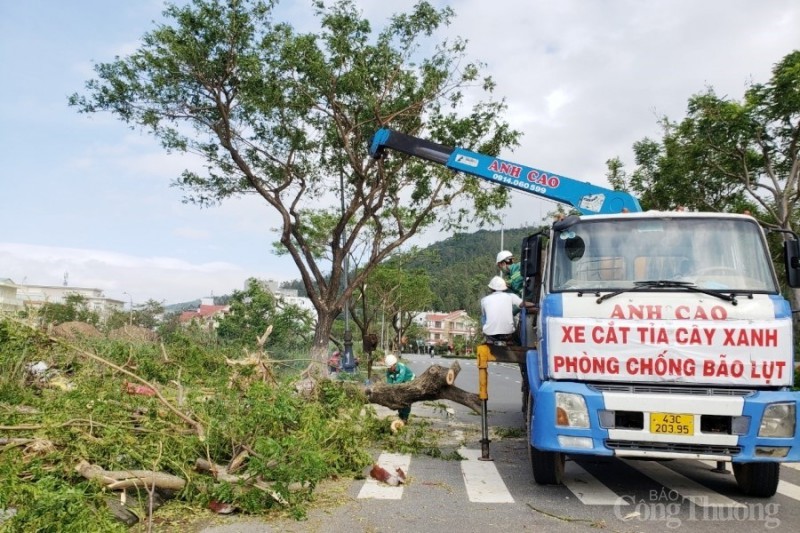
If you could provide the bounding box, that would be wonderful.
[404,226,542,318]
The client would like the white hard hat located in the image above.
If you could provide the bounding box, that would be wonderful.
[385,354,398,366]
[496,250,513,263]
[488,276,507,291]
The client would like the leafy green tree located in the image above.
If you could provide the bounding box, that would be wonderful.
[401,321,428,353]
[134,299,165,330]
[38,293,99,326]
[622,50,800,306]
[216,278,313,349]
[103,308,129,331]
[69,0,519,369]
[626,51,799,218]
[361,263,433,352]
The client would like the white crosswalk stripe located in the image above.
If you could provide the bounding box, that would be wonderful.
[777,480,800,500]
[357,451,800,508]
[357,452,411,500]
[459,447,514,503]
[563,460,628,506]
[696,460,800,502]
[623,459,745,508]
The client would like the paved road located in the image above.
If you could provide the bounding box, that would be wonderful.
[198,354,800,532]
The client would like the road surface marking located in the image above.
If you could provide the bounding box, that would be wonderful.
[563,461,627,505]
[357,452,411,500]
[623,459,745,508]
[459,447,514,503]
[696,460,800,502]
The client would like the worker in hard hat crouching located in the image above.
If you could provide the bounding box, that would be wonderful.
[385,354,415,422]
[496,250,524,296]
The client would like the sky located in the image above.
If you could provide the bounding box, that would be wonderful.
[1,1,798,307]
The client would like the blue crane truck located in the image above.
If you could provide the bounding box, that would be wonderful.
[369,128,800,497]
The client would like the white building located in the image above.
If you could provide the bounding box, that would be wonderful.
[0,278,23,313]
[256,279,317,320]
[13,282,124,321]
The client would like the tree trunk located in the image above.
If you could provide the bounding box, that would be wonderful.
[365,360,481,413]
[305,309,337,382]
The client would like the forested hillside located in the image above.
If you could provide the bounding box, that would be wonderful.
[404,227,541,317]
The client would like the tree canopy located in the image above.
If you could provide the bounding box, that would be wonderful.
[70,0,520,367]
[614,50,800,306]
[625,50,799,225]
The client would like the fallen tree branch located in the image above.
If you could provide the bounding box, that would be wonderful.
[1,437,56,456]
[195,458,255,484]
[76,460,185,492]
[0,418,168,434]
[0,438,37,446]
[195,458,309,505]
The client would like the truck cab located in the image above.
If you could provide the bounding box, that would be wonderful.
[521,211,798,496]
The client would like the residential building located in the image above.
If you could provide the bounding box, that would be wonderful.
[178,297,230,330]
[0,278,23,313]
[416,310,477,349]
[256,279,317,321]
[13,282,123,321]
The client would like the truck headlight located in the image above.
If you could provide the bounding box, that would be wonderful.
[556,392,589,428]
[758,403,796,438]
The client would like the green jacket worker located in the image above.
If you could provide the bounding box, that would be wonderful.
[496,250,523,296]
[385,354,415,422]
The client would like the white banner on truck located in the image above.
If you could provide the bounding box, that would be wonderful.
[547,317,793,386]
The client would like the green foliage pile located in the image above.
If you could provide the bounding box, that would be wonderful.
[0,316,405,530]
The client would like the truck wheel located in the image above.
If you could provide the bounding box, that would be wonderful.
[526,391,564,485]
[733,463,780,497]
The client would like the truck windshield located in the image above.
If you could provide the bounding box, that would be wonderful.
[550,217,778,293]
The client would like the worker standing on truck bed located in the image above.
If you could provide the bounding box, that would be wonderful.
[480,276,523,344]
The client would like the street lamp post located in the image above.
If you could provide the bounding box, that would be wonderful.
[122,292,133,326]
[469,326,476,355]
[340,170,355,373]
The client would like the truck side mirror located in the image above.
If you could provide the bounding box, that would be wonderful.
[784,239,800,288]
[521,234,543,300]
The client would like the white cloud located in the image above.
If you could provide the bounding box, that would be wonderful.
[0,243,272,305]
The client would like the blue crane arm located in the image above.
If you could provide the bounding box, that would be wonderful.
[369,128,641,215]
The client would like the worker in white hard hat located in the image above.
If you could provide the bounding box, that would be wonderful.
[496,250,523,296]
[384,354,415,422]
[480,276,523,343]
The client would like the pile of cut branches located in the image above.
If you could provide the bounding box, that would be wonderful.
[0,317,406,531]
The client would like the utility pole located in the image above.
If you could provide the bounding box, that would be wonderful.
[123,291,133,326]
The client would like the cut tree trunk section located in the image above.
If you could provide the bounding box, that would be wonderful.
[365,360,481,413]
